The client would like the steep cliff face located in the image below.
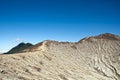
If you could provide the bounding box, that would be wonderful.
[0,33,120,80]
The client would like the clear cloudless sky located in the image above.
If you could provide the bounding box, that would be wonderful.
[0,0,120,52]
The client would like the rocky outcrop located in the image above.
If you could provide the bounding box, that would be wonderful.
[0,33,120,80]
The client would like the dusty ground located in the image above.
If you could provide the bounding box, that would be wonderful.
[0,33,120,80]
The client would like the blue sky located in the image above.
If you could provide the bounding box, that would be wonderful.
[0,0,120,52]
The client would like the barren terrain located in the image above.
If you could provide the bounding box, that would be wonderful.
[0,33,120,80]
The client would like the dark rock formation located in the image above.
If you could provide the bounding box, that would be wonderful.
[4,42,33,54]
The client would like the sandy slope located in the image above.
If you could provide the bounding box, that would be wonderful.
[0,33,120,80]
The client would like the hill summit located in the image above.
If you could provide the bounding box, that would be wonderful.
[79,33,120,42]
[4,42,33,54]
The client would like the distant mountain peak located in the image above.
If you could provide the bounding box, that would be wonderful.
[4,42,33,54]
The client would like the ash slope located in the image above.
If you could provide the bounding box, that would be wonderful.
[0,33,120,80]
